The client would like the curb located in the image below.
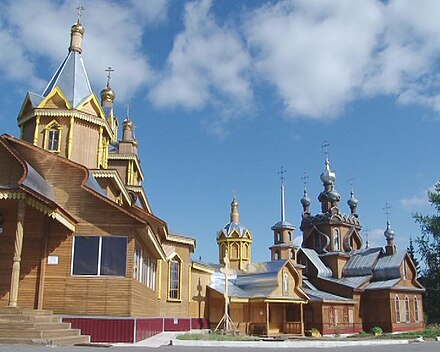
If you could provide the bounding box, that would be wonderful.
[172,339,411,348]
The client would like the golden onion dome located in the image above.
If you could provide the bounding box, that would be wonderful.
[71,20,85,35]
[100,85,116,102]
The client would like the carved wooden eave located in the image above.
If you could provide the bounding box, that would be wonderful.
[90,169,132,206]
[108,154,145,181]
[0,190,76,231]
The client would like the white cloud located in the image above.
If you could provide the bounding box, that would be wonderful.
[401,184,435,210]
[366,228,385,247]
[149,0,252,112]
[0,0,163,100]
[245,0,384,119]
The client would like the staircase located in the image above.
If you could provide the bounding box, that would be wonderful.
[0,307,90,346]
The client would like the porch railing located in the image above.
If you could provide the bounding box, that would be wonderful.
[283,321,303,335]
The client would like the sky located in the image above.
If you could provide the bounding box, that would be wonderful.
[0,0,439,265]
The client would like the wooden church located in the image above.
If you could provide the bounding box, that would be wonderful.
[0,15,425,344]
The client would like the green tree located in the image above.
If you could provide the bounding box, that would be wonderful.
[407,236,419,276]
[414,181,440,320]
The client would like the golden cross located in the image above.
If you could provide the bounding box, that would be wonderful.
[76,5,85,21]
[105,66,114,86]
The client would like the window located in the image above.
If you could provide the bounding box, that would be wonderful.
[231,243,239,259]
[133,242,156,290]
[343,306,350,324]
[168,257,181,300]
[288,231,292,242]
[334,229,340,251]
[402,261,407,280]
[243,243,249,259]
[44,120,62,152]
[72,236,127,276]
[414,297,420,322]
[48,128,60,151]
[283,273,289,294]
[329,306,336,326]
[290,250,295,260]
[395,296,401,323]
[274,250,280,260]
[405,296,410,322]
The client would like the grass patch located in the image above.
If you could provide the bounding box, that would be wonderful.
[176,332,257,341]
[348,324,440,341]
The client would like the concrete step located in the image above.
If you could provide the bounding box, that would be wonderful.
[0,308,53,315]
[0,334,90,346]
[0,314,61,323]
[0,321,71,330]
[0,328,82,338]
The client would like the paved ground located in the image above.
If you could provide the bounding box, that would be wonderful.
[0,333,438,352]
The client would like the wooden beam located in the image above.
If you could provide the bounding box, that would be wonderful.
[37,217,50,309]
[8,199,26,307]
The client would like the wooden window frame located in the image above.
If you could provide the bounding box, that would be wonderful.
[44,120,62,153]
[395,295,401,323]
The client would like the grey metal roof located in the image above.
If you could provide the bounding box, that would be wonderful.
[343,247,382,277]
[303,288,352,302]
[373,251,406,281]
[21,161,56,202]
[271,221,295,230]
[322,275,370,289]
[42,50,93,108]
[28,92,43,107]
[221,221,250,238]
[365,278,400,290]
[85,173,107,198]
[299,248,332,278]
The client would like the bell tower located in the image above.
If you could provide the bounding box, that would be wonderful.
[270,167,297,262]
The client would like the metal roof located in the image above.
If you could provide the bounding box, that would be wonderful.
[303,288,352,302]
[322,275,370,289]
[221,221,250,238]
[271,220,295,230]
[42,50,93,108]
[299,248,332,278]
[373,251,406,281]
[343,247,382,277]
[365,278,400,290]
[22,161,56,202]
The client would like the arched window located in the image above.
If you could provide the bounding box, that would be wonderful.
[402,261,407,280]
[277,232,282,243]
[44,120,62,152]
[283,273,289,294]
[395,295,401,323]
[334,229,340,251]
[231,243,239,259]
[290,250,295,260]
[414,297,420,322]
[274,250,280,260]
[288,231,292,242]
[168,256,181,300]
[405,296,410,322]
[242,243,248,259]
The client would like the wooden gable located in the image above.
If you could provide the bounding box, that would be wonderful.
[76,94,106,120]
[17,94,36,119]
[38,87,72,110]
[269,261,308,301]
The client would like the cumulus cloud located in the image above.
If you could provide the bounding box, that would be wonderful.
[149,0,252,112]
[0,0,164,100]
[366,228,385,247]
[245,0,384,119]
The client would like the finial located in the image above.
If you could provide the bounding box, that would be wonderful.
[230,196,239,223]
[278,166,286,222]
[76,5,85,22]
[105,66,114,87]
[383,202,392,223]
[301,172,308,190]
[364,227,370,249]
[278,166,286,186]
[300,172,311,212]
[126,103,130,119]
[321,140,330,161]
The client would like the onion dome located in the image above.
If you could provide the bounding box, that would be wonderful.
[347,190,358,208]
[320,159,336,185]
[122,117,133,129]
[301,188,311,208]
[71,20,85,35]
[384,221,395,240]
[327,189,340,202]
[100,85,115,103]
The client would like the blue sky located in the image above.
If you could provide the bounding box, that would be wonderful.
[0,0,438,264]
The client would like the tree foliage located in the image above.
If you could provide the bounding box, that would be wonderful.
[414,181,440,320]
[407,236,419,276]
